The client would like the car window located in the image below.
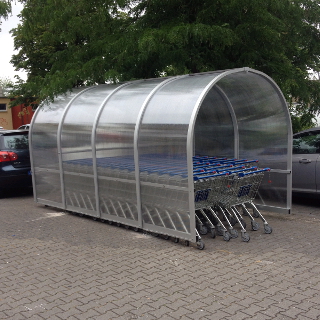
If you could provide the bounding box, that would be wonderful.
[293,131,320,154]
[3,135,29,150]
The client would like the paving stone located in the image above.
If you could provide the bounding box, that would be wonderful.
[303,307,320,319]
[1,194,320,319]
[280,306,305,319]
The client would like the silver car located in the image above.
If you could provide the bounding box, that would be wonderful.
[292,127,320,194]
[18,124,30,130]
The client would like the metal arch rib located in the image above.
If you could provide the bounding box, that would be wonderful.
[242,68,293,212]
[57,86,98,210]
[133,75,188,228]
[91,81,138,219]
[29,102,43,202]
[187,67,248,238]
[215,84,239,159]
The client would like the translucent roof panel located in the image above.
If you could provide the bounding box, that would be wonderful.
[217,71,289,169]
[138,73,223,236]
[194,85,235,158]
[30,88,85,205]
[60,85,119,214]
[95,79,166,224]
[190,69,291,213]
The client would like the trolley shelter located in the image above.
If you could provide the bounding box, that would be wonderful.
[29,67,292,245]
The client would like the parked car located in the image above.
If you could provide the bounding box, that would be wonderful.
[0,130,32,195]
[292,127,320,195]
[18,124,30,130]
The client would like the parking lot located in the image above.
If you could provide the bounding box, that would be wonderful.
[1,190,320,320]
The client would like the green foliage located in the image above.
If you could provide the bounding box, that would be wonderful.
[0,0,11,19]
[8,0,320,126]
[0,76,13,96]
[0,0,11,31]
[290,112,318,133]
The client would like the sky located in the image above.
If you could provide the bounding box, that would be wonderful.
[0,2,27,82]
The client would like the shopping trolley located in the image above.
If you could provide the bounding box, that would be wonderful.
[214,168,272,241]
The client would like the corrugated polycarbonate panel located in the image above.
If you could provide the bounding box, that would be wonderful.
[139,73,222,238]
[61,85,118,214]
[194,85,235,157]
[256,171,288,208]
[218,72,289,168]
[31,89,84,205]
[216,71,291,210]
[95,79,165,224]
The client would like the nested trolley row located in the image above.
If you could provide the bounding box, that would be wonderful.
[192,156,272,248]
[62,155,272,249]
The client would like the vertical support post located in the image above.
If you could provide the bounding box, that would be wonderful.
[215,85,239,159]
[57,87,95,210]
[133,77,182,228]
[91,83,134,219]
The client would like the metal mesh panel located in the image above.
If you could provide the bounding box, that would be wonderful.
[96,80,165,223]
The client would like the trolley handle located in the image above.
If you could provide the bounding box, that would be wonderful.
[215,165,246,173]
[225,166,258,175]
[193,170,217,177]
[194,172,229,181]
[238,168,270,177]
[193,163,234,171]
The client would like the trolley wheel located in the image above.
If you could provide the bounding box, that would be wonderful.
[92,217,97,221]
[124,225,130,229]
[174,237,179,243]
[251,221,260,231]
[197,240,205,250]
[264,225,273,234]
[210,228,216,239]
[198,225,208,235]
[253,211,260,218]
[184,240,190,246]
[223,232,231,242]
[116,222,121,227]
[133,227,139,232]
[241,232,250,242]
[229,229,238,239]
[108,220,113,225]
[78,213,84,217]
[216,225,225,236]
[162,235,170,240]
[152,232,159,237]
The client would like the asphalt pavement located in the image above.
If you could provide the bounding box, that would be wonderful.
[1,190,320,319]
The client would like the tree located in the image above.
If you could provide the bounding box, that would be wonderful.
[0,76,13,96]
[0,0,11,25]
[8,0,320,132]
